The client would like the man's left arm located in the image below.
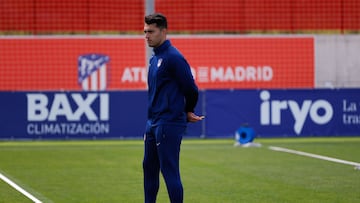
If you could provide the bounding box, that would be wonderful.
[171,55,204,122]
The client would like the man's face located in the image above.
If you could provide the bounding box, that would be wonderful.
[144,23,166,48]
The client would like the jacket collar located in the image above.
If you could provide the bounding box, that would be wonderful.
[154,40,171,55]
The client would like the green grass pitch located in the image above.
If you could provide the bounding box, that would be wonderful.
[0,137,359,203]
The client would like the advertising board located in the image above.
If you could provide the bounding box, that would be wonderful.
[0,36,314,91]
[0,91,203,139]
[0,89,359,139]
[205,89,360,137]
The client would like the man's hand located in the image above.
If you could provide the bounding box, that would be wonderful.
[187,112,205,123]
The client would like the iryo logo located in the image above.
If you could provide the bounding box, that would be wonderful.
[260,90,333,134]
[27,93,109,121]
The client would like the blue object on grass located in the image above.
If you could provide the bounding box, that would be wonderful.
[236,126,255,144]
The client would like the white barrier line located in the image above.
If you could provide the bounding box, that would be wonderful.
[0,172,42,203]
[269,146,360,168]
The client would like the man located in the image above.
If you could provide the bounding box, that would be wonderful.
[143,13,204,203]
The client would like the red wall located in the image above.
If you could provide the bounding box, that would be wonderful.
[1,0,358,33]
[157,0,360,32]
[0,0,144,33]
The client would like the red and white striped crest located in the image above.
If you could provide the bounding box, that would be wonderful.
[78,54,110,91]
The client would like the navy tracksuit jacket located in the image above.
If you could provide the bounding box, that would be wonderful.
[147,39,198,125]
[143,39,199,203]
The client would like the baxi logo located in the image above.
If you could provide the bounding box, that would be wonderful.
[26,93,110,135]
[260,90,334,135]
[27,93,109,121]
[78,54,110,91]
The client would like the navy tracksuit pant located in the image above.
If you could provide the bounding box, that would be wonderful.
[143,124,185,203]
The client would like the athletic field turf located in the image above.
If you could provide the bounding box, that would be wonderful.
[0,137,359,203]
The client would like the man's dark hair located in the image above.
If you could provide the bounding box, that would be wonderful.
[145,13,168,29]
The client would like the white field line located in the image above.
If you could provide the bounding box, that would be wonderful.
[269,146,360,168]
[0,172,42,203]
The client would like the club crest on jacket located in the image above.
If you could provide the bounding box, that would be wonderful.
[157,58,163,68]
